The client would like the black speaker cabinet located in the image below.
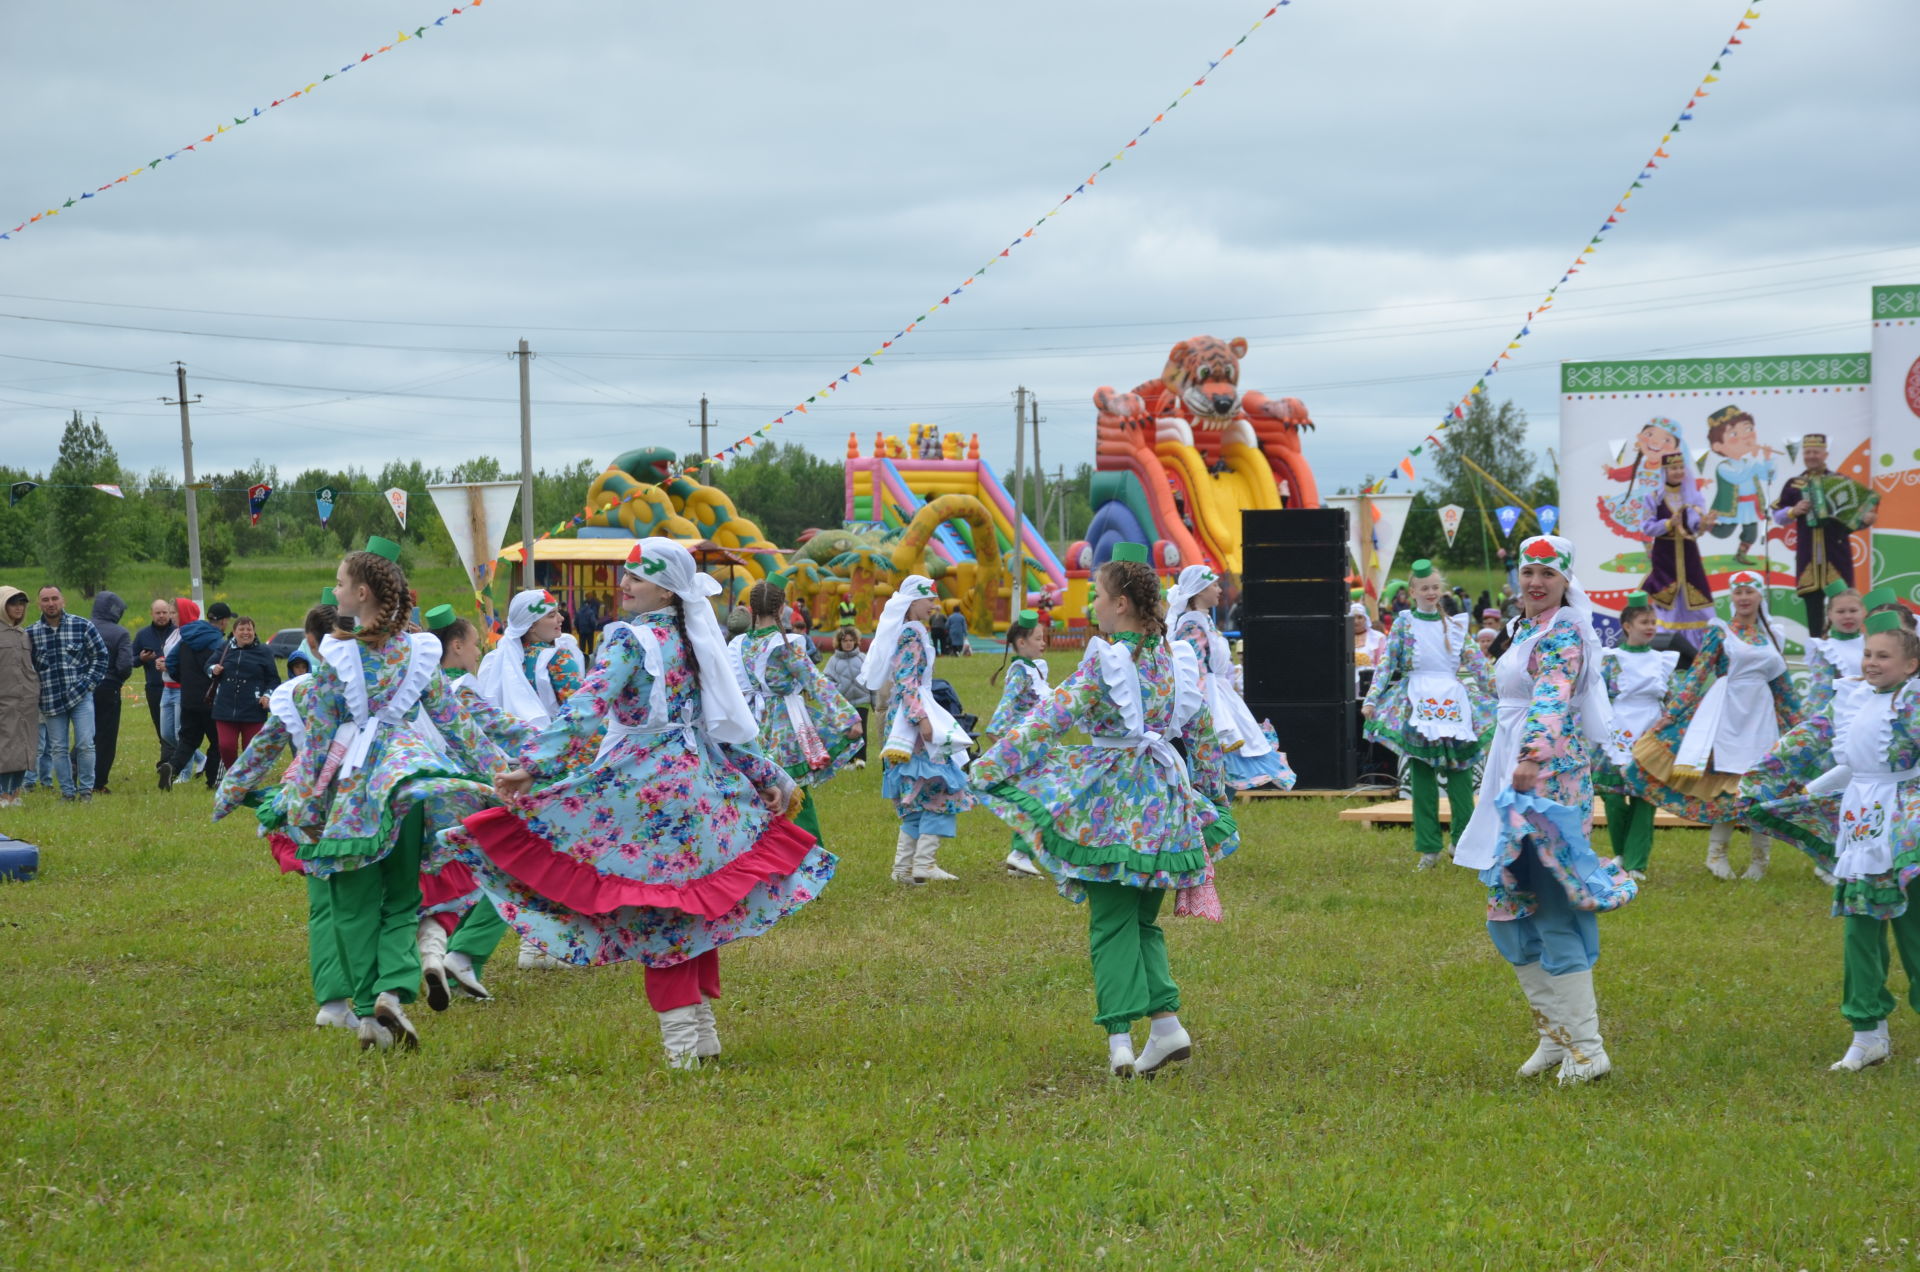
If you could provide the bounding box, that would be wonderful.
[1249,701,1358,791]
[1241,616,1353,704]
[1242,507,1348,549]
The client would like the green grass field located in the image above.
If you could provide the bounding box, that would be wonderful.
[2,590,1916,1269]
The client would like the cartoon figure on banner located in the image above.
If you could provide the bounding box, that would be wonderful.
[1772,430,1879,637]
[1597,417,1682,541]
[1640,452,1716,642]
[1704,404,1778,566]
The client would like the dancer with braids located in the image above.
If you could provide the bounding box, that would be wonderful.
[1454,536,1636,1085]
[860,575,973,885]
[1361,560,1491,870]
[1805,584,1868,716]
[972,544,1238,1077]
[728,579,862,850]
[1626,570,1803,880]
[985,609,1050,876]
[1168,565,1296,794]
[438,538,835,1069]
[1595,594,1679,882]
[263,538,510,1051]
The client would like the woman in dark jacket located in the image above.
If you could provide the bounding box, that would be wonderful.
[209,615,279,774]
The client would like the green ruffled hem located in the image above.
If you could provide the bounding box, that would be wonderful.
[1838,876,1910,914]
[982,780,1210,878]
[295,765,485,873]
[1746,806,1833,863]
[1367,723,1491,769]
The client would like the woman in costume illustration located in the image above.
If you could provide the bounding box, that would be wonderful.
[1639,451,1719,643]
[1597,416,1684,542]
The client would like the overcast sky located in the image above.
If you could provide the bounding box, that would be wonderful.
[3,0,1916,498]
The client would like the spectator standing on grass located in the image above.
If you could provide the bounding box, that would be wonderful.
[946,606,970,657]
[160,600,232,792]
[575,594,600,659]
[0,587,39,807]
[88,591,133,795]
[823,626,871,770]
[209,615,280,777]
[29,585,109,802]
[159,596,202,779]
[132,598,175,746]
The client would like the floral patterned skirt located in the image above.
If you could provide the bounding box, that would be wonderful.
[1224,721,1297,791]
[880,750,974,819]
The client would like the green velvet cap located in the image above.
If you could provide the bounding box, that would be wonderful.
[364,535,402,563]
[319,587,337,606]
[1863,587,1898,610]
[1866,610,1904,636]
[1109,542,1149,565]
[423,604,458,631]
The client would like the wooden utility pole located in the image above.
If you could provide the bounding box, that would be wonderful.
[164,363,205,605]
[1028,394,1044,536]
[690,394,710,459]
[1012,386,1028,615]
[515,339,536,591]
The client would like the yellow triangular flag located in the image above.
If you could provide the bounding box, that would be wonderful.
[1703,74,1720,83]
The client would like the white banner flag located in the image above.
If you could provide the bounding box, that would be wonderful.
[1439,503,1465,548]
[384,487,409,531]
[427,481,524,589]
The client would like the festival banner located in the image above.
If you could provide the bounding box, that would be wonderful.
[2,3,486,245]
[1326,493,1413,605]
[426,480,522,592]
[315,486,336,525]
[1870,284,1920,609]
[1536,504,1560,536]
[1560,351,1873,645]
[247,482,272,526]
[1494,505,1522,538]
[91,484,124,498]
[1438,503,1464,548]
[384,487,409,531]
[8,481,34,507]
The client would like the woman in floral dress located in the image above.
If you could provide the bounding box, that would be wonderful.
[985,609,1050,877]
[971,543,1238,1078]
[729,579,862,851]
[1362,560,1492,870]
[1168,564,1296,795]
[254,538,511,1052]
[859,575,973,885]
[437,538,835,1069]
[1625,569,1803,880]
[1453,535,1636,1085]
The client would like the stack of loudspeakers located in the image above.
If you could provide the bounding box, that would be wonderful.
[1238,508,1357,790]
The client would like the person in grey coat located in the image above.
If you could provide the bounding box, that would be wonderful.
[89,590,134,794]
[822,626,872,768]
[0,587,39,805]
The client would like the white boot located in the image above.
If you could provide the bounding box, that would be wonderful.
[890,829,918,885]
[693,1000,722,1059]
[1513,961,1568,1077]
[1741,831,1770,881]
[657,1005,703,1069]
[418,918,452,1012]
[373,991,420,1051]
[443,949,491,1001]
[1004,849,1042,876]
[314,999,360,1030]
[1551,970,1611,1085]
[914,833,958,883]
[1108,1032,1136,1078]
[517,936,563,970]
[1830,1021,1891,1071]
[1705,823,1736,880]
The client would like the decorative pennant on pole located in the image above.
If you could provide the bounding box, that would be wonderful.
[246,482,272,526]
[384,487,409,531]
[315,485,336,525]
[1535,504,1560,536]
[1438,503,1465,548]
[8,481,35,507]
[425,480,523,592]
[91,483,125,498]
[1494,505,1523,538]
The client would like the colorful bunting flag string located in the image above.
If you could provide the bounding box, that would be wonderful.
[1365,1,1765,495]
[683,0,1297,477]
[1,2,488,245]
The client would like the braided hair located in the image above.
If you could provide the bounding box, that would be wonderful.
[302,603,337,648]
[748,579,787,625]
[1098,559,1167,653]
[340,551,410,647]
[990,613,1040,687]
[666,596,702,693]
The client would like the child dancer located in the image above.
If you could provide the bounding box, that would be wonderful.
[437,538,836,1069]
[1806,585,1868,715]
[859,575,972,885]
[986,609,1050,876]
[269,537,510,1052]
[1626,570,1804,880]
[728,580,862,850]
[1596,594,1680,882]
[972,544,1237,1077]
[1169,566,1297,795]
[1361,560,1492,870]
[1454,536,1636,1085]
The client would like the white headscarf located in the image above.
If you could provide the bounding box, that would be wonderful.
[1724,568,1783,650]
[1514,534,1627,764]
[859,574,937,692]
[1166,564,1219,617]
[625,537,755,745]
[475,588,559,724]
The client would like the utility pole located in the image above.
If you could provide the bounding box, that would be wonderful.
[515,339,536,591]
[689,394,711,460]
[1012,386,1028,615]
[1028,394,1044,536]
[164,363,205,605]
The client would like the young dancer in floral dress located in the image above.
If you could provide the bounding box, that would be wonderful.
[1362,560,1492,870]
[1168,565,1296,794]
[859,575,972,885]
[1804,585,1867,716]
[1625,570,1804,880]
[475,588,584,729]
[438,538,836,1069]
[1595,594,1679,882]
[1453,535,1636,1085]
[985,609,1050,877]
[971,543,1238,1078]
[729,580,862,851]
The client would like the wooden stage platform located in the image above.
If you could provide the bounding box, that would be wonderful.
[1237,786,1398,802]
[1337,799,1700,829]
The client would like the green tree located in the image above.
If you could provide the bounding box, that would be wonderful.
[705,442,844,548]
[44,412,122,595]
[1402,398,1559,569]
[167,514,233,588]
[0,464,44,569]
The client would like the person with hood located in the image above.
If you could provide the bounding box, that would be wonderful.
[209,615,280,776]
[29,586,109,802]
[161,600,233,792]
[131,597,175,746]
[0,587,39,806]
[88,590,134,794]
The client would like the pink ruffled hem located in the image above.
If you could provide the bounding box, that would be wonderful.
[458,806,820,920]
[419,860,478,910]
[266,832,304,876]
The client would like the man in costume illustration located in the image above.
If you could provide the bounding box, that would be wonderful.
[1771,431,1879,637]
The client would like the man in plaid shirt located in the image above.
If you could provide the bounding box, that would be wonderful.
[30,586,108,801]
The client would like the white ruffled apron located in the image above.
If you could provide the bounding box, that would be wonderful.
[1601,648,1677,750]
[1815,635,1864,682]
[1454,622,1554,871]
[316,633,440,782]
[1406,614,1477,744]
[1672,624,1785,776]
[1175,613,1270,757]
[267,675,311,752]
[1827,690,1918,881]
[594,623,678,763]
[733,633,826,765]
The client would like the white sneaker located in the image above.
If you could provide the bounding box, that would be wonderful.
[1134,1022,1192,1077]
[373,991,420,1051]
[357,1017,396,1051]
[314,999,360,1030]
[443,950,491,1001]
[853,758,866,770]
[1004,850,1042,877]
[1830,1031,1891,1071]
[1626,869,1647,883]
[1108,1034,1136,1078]
[1414,853,1441,872]
[693,1001,722,1059]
